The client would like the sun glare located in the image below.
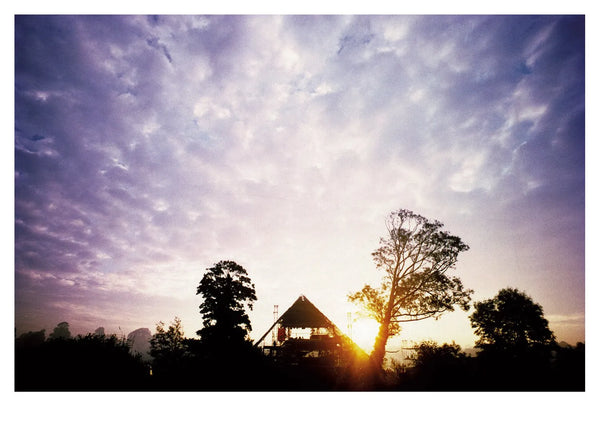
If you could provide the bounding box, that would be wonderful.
[349,317,380,354]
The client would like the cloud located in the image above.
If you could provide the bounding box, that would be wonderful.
[547,313,585,326]
[15,16,585,344]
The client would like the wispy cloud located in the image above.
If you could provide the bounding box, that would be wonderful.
[547,313,585,326]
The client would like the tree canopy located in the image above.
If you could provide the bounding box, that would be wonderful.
[469,287,556,354]
[196,260,257,346]
[411,340,465,369]
[349,209,472,368]
[149,317,190,377]
[150,318,187,359]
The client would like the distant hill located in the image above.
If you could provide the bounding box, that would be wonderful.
[127,328,152,360]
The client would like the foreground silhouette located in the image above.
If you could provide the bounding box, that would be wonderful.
[15,324,584,391]
[392,340,584,391]
[15,331,150,391]
[14,268,584,391]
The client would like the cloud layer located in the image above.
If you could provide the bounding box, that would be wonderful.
[15,16,584,345]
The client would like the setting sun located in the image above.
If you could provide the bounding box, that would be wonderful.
[349,317,380,354]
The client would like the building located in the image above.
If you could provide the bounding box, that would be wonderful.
[254,295,369,369]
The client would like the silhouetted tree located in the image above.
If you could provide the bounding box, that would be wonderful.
[412,340,465,367]
[48,321,71,340]
[196,260,257,346]
[349,209,472,368]
[469,288,557,389]
[16,329,46,348]
[469,288,555,354]
[149,317,189,375]
[399,340,473,390]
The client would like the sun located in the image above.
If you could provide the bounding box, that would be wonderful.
[349,317,380,354]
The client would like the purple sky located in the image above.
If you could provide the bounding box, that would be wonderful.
[14,15,585,348]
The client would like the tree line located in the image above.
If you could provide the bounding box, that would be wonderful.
[15,209,584,391]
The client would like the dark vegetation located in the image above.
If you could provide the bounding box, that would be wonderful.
[390,288,584,391]
[14,286,585,391]
[14,323,584,391]
[14,211,585,391]
[15,327,150,391]
[392,340,584,391]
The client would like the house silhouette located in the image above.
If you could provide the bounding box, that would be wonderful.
[254,295,369,368]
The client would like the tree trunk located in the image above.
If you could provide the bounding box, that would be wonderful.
[370,277,398,368]
[370,320,390,368]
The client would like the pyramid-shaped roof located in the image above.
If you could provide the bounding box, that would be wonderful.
[278,295,334,329]
[254,295,370,363]
[254,295,346,346]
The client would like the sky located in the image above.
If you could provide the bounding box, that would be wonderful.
[14,14,586,351]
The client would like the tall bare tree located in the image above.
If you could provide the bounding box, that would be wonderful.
[349,209,472,368]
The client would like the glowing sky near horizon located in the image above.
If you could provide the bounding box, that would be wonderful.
[15,15,585,349]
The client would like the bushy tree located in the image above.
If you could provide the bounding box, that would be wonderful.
[196,260,257,346]
[411,340,465,368]
[469,287,555,354]
[468,288,559,389]
[48,321,71,340]
[399,340,472,390]
[349,209,472,368]
[149,317,189,375]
